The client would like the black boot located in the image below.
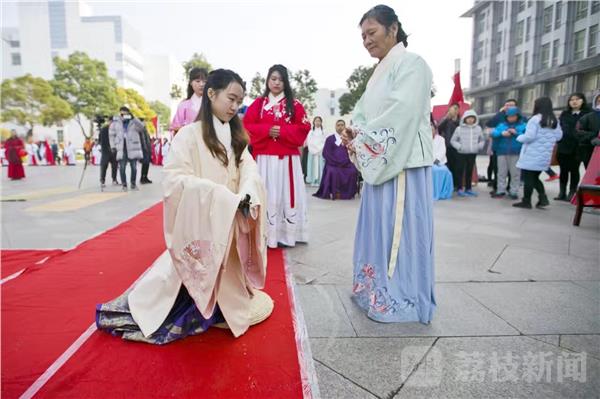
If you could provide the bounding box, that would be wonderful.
[554,190,566,201]
[536,194,550,209]
[513,200,532,209]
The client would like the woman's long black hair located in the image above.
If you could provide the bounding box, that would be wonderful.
[565,92,589,112]
[359,4,409,47]
[186,67,209,100]
[262,64,295,118]
[312,116,323,130]
[533,97,558,129]
[196,69,248,168]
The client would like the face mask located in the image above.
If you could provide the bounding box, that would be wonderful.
[121,114,132,120]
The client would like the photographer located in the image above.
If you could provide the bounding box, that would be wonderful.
[109,106,145,191]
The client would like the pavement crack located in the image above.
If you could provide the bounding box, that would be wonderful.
[487,244,508,274]
[313,357,382,399]
[459,287,523,335]
[335,286,359,337]
[388,337,440,399]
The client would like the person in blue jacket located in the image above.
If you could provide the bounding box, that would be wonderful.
[490,107,526,199]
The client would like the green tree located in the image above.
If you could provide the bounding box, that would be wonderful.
[116,87,157,134]
[1,74,73,133]
[338,65,375,115]
[149,100,171,131]
[51,51,119,138]
[170,84,183,100]
[182,52,212,79]
[249,72,265,99]
[291,69,318,115]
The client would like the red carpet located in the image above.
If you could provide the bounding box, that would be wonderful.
[1,249,65,279]
[1,203,305,399]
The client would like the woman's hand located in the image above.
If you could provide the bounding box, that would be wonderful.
[269,125,280,139]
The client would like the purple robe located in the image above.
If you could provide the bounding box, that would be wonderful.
[314,135,358,200]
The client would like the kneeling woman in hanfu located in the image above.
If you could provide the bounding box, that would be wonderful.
[347,5,436,324]
[96,69,272,344]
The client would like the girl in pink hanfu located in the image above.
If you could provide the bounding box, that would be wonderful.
[170,68,208,136]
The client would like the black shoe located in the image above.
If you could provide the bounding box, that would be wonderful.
[130,184,139,191]
[536,196,550,209]
[491,192,506,198]
[140,179,149,185]
[513,201,532,209]
[554,194,566,201]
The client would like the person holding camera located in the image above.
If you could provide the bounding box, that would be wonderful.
[109,106,145,191]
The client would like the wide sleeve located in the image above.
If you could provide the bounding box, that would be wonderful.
[243,97,272,146]
[170,101,188,132]
[162,128,242,320]
[517,117,539,144]
[278,100,311,148]
[235,148,268,289]
[351,55,433,185]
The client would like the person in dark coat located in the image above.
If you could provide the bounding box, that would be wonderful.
[138,119,153,184]
[576,93,600,169]
[556,93,590,201]
[97,116,119,187]
[438,103,461,190]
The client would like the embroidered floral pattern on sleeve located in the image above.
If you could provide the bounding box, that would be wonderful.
[356,128,397,171]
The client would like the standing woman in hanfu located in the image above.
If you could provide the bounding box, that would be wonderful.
[170,67,208,136]
[244,64,311,248]
[346,5,436,324]
[96,69,273,344]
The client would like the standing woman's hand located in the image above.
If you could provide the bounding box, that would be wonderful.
[269,125,280,140]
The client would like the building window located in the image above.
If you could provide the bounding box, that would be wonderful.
[582,70,600,93]
[514,53,523,78]
[9,40,19,48]
[575,1,588,20]
[483,96,495,114]
[521,87,534,114]
[498,1,504,23]
[11,53,21,65]
[543,6,553,34]
[555,1,562,29]
[593,1,600,14]
[115,52,123,61]
[524,51,529,75]
[540,44,551,70]
[494,61,502,82]
[589,25,598,57]
[495,32,503,53]
[552,39,560,66]
[48,0,68,49]
[548,80,566,106]
[516,20,524,44]
[574,29,586,60]
[475,40,484,61]
[526,17,531,41]
[476,14,485,35]
[518,1,525,13]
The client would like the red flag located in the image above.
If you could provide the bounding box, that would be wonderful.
[448,71,464,105]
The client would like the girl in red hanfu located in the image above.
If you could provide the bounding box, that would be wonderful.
[243,64,311,248]
[5,131,26,180]
[43,139,56,165]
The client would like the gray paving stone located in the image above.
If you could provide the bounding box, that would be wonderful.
[335,284,519,337]
[560,335,600,360]
[461,282,600,334]
[312,337,435,398]
[314,362,377,399]
[395,336,600,399]
[491,246,600,281]
[295,284,356,338]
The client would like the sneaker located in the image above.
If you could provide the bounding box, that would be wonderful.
[465,190,478,197]
[457,189,467,197]
[508,193,519,200]
[140,179,149,185]
[112,180,119,186]
[536,196,550,209]
[122,185,128,192]
[545,175,560,182]
[512,201,532,209]
[491,192,506,198]
[554,194,567,201]
[487,181,494,187]
[130,184,139,191]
